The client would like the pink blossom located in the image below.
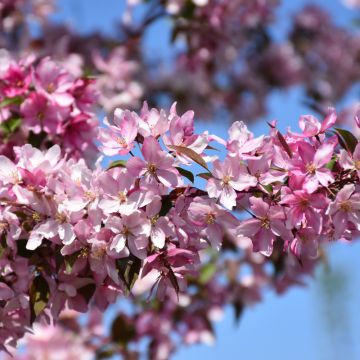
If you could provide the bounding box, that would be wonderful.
[20,93,69,134]
[290,141,335,193]
[127,136,180,187]
[206,156,257,209]
[98,108,138,156]
[33,57,74,107]
[281,189,328,233]
[327,184,360,238]
[237,197,292,256]
[339,142,360,179]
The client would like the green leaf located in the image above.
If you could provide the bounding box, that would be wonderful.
[0,96,23,108]
[107,159,127,170]
[0,117,21,137]
[111,314,135,347]
[116,255,142,293]
[77,283,96,304]
[175,167,194,183]
[262,184,273,194]
[325,158,336,170]
[169,145,210,171]
[199,262,216,284]
[334,128,358,154]
[29,274,50,324]
[197,172,212,180]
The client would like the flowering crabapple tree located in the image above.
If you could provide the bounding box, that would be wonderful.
[0,1,359,359]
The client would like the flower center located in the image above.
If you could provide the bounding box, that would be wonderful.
[299,198,309,209]
[306,163,316,175]
[205,213,216,225]
[355,160,360,171]
[92,245,106,259]
[260,217,270,229]
[339,200,352,212]
[116,136,127,147]
[84,190,96,201]
[118,191,127,203]
[56,212,67,224]
[150,215,159,226]
[32,212,42,222]
[222,175,232,185]
[122,226,132,237]
[147,163,157,175]
[37,111,45,121]
[46,82,55,93]
[0,222,8,232]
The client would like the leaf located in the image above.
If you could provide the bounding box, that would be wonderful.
[169,145,209,171]
[276,130,293,158]
[0,117,21,137]
[77,283,96,304]
[197,172,212,180]
[107,159,127,170]
[0,234,6,258]
[233,299,244,325]
[0,96,23,108]
[159,196,172,216]
[168,267,180,296]
[111,314,135,347]
[16,239,34,258]
[325,158,336,170]
[29,274,50,324]
[175,167,194,183]
[334,128,358,154]
[96,349,115,360]
[28,131,47,149]
[116,255,142,293]
[199,262,216,284]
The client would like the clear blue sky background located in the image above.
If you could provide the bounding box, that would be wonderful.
[53,1,360,359]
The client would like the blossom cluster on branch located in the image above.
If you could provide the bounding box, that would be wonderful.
[0,71,359,356]
[0,52,98,162]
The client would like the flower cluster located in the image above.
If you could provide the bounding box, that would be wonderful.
[0,101,359,354]
[0,52,98,162]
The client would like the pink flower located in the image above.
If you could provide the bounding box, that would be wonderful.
[0,156,21,184]
[281,189,328,233]
[327,184,360,238]
[98,108,138,156]
[105,212,150,258]
[226,121,264,158]
[339,142,360,179]
[188,197,239,250]
[33,57,74,107]
[138,101,169,138]
[298,110,337,137]
[290,141,335,193]
[1,63,31,97]
[20,93,69,134]
[237,197,292,256]
[146,197,173,248]
[98,170,154,215]
[127,136,180,187]
[290,227,319,259]
[206,156,257,209]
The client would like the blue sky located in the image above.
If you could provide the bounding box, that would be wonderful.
[53,1,360,359]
